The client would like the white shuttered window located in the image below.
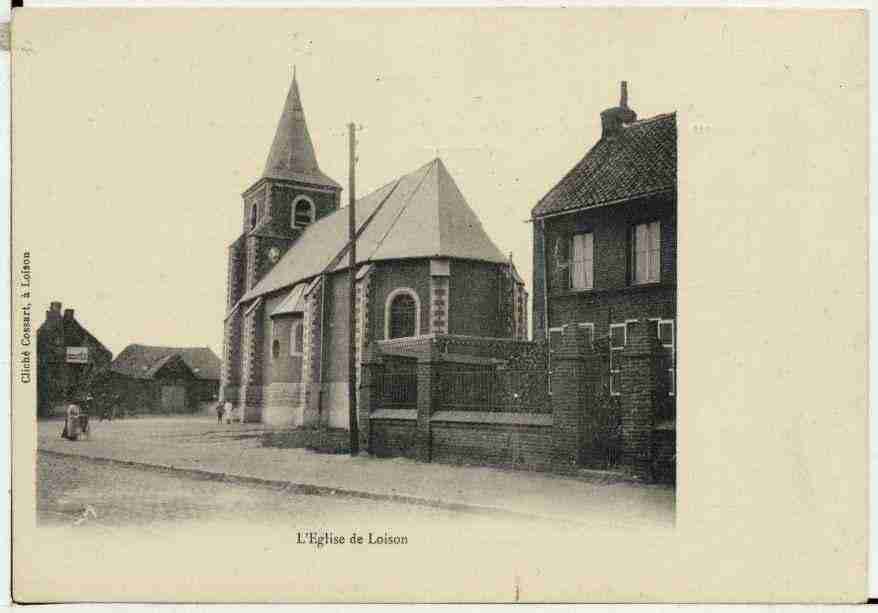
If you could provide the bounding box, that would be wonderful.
[570,232,594,290]
[633,221,661,284]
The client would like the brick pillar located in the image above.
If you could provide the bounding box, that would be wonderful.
[552,323,588,471]
[358,344,384,453]
[619,320,662,481]
[220,307,242,404]
[239,299,265,423]
[301,282,323,428]
[576,333,604,467]
[415,341,442,462]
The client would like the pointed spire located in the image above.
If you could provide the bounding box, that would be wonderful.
[262,73,341,189]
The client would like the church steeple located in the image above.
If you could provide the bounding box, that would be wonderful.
[262,72,340,189]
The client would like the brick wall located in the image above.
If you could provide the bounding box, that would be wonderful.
[266,182,339,230]
[368,260,431,341]
[533,193,676,339]
[220,307,242,403]
[653,429,676,484]
[430,422,553,471]
[447,260,502,337]
[370,419,418,458]
[619,319,662,480]
[226,236,246,310]
[242,184,267,233]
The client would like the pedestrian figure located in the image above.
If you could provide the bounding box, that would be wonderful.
[224,400,234,424]
[80,396,92,439]
[216,402,224,424]
[61,403,81,440]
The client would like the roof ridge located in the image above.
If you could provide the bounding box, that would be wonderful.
[624,111,676,129]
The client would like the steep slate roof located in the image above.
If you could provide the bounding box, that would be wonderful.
[111,344,222,381]
[38,315,112,360]
[242,158,508,302]
[262,75,340,189]
[532,112,676,218]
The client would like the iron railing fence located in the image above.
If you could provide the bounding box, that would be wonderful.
[440,368,551,414]
[375,371,418,409]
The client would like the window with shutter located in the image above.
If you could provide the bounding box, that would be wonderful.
[569,232,594,290]
[632,221,661,284]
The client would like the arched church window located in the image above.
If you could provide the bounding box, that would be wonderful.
[290,320,304,356]
[292,196,315,228]
[385,289,420,340]
[250,203,258,230]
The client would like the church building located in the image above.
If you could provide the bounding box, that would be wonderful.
[221,75,528,427]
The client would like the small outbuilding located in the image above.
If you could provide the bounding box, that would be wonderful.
[107,344,221,414]
[37,301,113,417]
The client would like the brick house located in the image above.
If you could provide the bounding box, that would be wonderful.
[221,75,527,428]
[106,344,221,414]
[36,301,112,417]
[531,82,676,480]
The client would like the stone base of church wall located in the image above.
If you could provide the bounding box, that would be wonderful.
[320,381,351,430]
[239,384,264,423]
[299,382,317,427]
[262,383,306,427]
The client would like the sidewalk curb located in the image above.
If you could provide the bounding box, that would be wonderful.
[38,449,581,525]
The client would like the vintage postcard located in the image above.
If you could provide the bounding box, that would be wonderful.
[10,7,868,603]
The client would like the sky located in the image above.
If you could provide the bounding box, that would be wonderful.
[15,10,706,356]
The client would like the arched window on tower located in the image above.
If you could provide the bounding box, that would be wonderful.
[385,289,420,340]
[292,196,315,229]
[250,203,258,230]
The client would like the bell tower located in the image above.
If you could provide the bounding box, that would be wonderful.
[237,71,342,295]
[222,72,341,405]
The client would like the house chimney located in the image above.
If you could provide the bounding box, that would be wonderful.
[600,81,637,139]
[46,301,62,323]
[63,308,74,320]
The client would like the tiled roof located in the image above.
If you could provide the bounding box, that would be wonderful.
[111,344,221,381]
[532,112,676,218]
[241,158,509,302]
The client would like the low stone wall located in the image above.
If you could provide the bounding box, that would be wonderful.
[430,420,554,471]
[364,328,674,482]
[369,418,418,459]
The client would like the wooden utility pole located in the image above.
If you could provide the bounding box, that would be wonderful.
[348,122,359,455]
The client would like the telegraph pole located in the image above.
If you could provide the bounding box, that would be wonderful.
[348,122,359,455]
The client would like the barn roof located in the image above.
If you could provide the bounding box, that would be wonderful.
[241,157,508,302]
[110,344,221,381]
[532,112,676,218]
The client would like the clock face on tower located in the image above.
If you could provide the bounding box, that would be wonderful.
[268,247,281,263]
